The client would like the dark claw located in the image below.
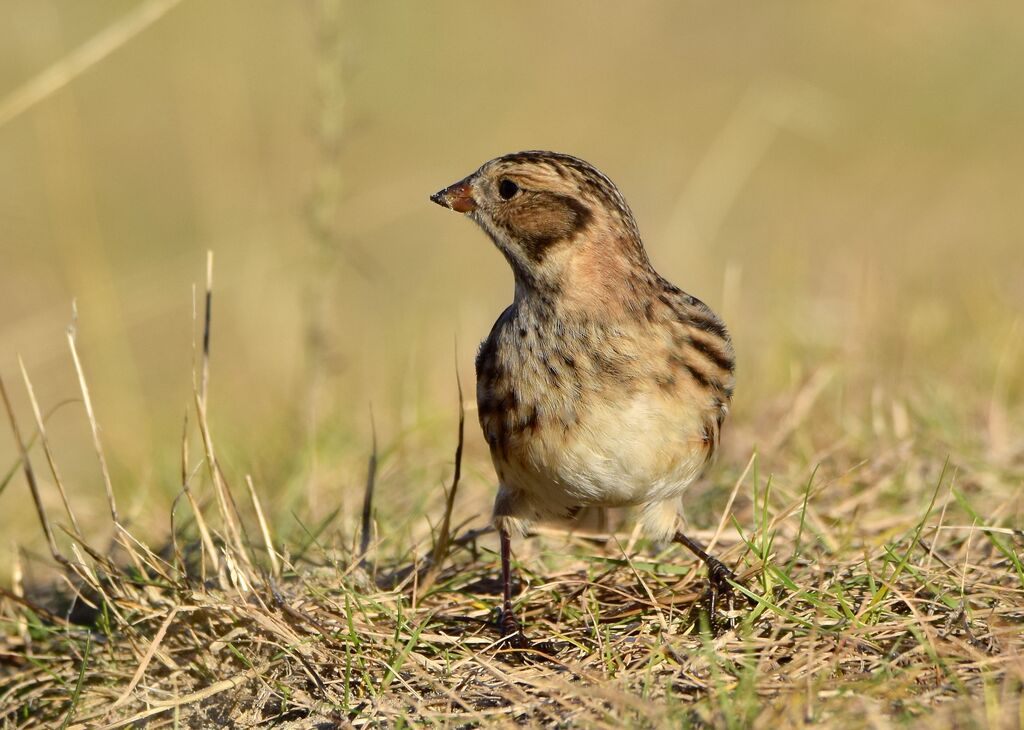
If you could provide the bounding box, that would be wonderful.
[496,607,530,649]
[706,556,740,621]
[705,555,738,591]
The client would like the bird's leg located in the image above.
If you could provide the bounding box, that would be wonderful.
[673,530,738,609]
[497,528,529,648]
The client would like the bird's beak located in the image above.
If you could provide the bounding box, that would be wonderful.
[430,176,477,213]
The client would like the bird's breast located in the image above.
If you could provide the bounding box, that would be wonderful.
[476,309,717,509]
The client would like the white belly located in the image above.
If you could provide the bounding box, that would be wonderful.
[497,391,709,518]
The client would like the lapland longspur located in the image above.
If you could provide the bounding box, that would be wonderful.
[431,151,737,644]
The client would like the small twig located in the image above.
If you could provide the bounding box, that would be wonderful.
[11,543,29,646]
[0,397,78,499]
[168,490,186,579]
[191,256,250,576]
[184,345,219,581]
[182,473,221,580]
[113,526,177,586]
[18,357,82,537]
[0,373,66,565]
[613,534,669,634]
[708,450,755,554]
[67,305,119,525]
[246,475,281,578]
[217,462,255,559]
[420,354,466,596]
[201,251,213,408]
[359,407,378,559]
[925,471,958,574]
[57,524,119,575]
[66,543,131,632]
[110,606,180,708]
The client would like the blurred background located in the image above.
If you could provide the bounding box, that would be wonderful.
[1,1,1022,578]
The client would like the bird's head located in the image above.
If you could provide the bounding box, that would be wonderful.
[431,151,650,298]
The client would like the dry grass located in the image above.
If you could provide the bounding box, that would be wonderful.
[1,265,1023,729]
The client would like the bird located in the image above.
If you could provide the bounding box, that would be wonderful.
[430,151,737,645]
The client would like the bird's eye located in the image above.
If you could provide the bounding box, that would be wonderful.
[498,179,519,200]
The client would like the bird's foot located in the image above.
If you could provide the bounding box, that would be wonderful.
[672,530,749,628]
[698,556,754,633]
[495,606,530,650]
[705,554,738,614]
